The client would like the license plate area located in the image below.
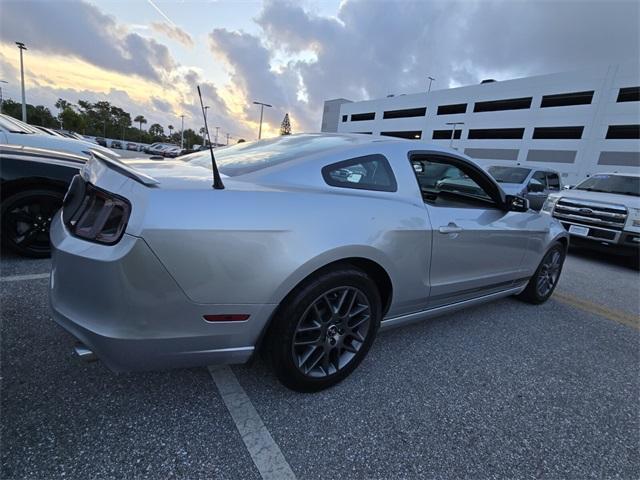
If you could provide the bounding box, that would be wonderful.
[568,224,589,237]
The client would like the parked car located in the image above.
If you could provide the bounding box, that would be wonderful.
[543,172,640,255]
[0,114,116,158]
[163,145,185,158]
[110,141,123,150]
[94,137,107,147]
[50,134,568,392]
[1,145,85,257]
[487,166,562,210]
[126,142,139,151]
[32,125,66,138]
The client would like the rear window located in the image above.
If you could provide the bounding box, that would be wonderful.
[487,166,531,184]
[184,134,362,177]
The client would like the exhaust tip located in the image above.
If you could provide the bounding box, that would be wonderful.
[73,343,97,362]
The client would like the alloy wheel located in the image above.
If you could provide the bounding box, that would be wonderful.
[292,286,371,378]
[536,249,562,297]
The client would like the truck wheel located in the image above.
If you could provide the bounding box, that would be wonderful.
[1,188,64,258]
[267,267,381,392]
[517,242,566,304]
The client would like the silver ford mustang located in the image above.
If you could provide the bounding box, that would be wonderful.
[49,134,568,392]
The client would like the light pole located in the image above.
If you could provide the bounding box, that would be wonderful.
[0,80,7,114]
[252,101,272,139]
[225,133,230,145]
[445,121,464,149]
[180,115,184,149]
[16,42,27,122]
[214,126,220,146]
[427,76,435,93]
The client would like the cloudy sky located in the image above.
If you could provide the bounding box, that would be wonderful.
[0,0,638,140]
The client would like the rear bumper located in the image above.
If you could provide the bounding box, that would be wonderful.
[49,213,276,372]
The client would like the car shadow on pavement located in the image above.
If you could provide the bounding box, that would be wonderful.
[568,246,640,271]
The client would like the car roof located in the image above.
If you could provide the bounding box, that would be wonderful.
[596,172,640,178]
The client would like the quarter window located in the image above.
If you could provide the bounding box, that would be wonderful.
[322,155,397,192]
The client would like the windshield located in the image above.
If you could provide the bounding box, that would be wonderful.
[575,174,640,196]
[487,166,531,184]
[184,134,363,177]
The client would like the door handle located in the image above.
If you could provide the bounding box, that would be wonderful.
[438,224,463,234]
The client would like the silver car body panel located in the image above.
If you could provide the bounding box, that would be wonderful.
[49,134,568,371]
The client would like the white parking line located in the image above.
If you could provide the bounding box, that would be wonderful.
[208,365,297,480]
[0,273,49,282]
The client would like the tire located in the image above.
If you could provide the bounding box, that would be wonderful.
[1,188,64,258]
[267,266,382,392]
[517,242,566,304]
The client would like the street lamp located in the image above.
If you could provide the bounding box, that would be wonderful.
[445,121,464,149]
[0,80,7,114]
[252,101,272,140]
[16,42,27,122]
[214,126,220,146]
[427,76,435,93]
[180,115,185,149]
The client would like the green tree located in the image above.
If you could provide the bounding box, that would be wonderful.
[280,113,291,135]
[148,123,164,138]
[134,115,147,139]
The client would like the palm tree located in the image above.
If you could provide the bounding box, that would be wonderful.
[134,115,147,139]
[168,124,174,141]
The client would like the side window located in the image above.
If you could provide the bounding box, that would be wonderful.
[411,157,497,208]
[546,172,560,190]
[531,171,547,188]
[322,154,397,192]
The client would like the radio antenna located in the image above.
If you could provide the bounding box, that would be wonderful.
[197,85,224,189]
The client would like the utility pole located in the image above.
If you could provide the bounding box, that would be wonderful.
[16,42,27,122]
[0,80,7,114]
[225,133,230,145]
[214,126,220,146]
[446,121,464,149]
[427,76,435,93]
[252,101,272,139]
[180,114,184,149]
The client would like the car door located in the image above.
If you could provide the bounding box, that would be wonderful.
[411,153,544,308]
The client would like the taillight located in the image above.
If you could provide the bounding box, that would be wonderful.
[63,178,131,245]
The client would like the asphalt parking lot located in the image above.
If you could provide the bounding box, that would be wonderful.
[1,247,638,479]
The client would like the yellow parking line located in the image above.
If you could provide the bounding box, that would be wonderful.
[554,290,639,330]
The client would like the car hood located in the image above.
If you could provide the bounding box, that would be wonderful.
[556,189,640,209]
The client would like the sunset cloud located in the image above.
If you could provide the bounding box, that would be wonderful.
[151,22,194,48]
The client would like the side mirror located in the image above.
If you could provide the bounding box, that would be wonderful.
[505,194,529,212]
[563,185,573,190]
[527,181,545,193]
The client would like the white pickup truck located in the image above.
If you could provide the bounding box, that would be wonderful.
[542,173,640,255]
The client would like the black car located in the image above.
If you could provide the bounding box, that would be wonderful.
[1,145,84,257]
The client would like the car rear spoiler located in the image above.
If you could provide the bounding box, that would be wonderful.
[88,149,160,186]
